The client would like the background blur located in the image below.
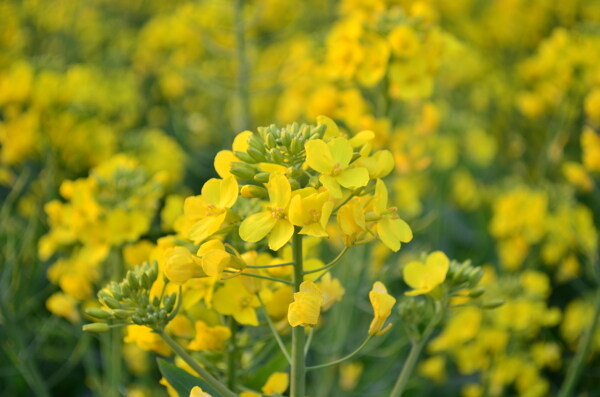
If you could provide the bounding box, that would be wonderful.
[2,0,600,396]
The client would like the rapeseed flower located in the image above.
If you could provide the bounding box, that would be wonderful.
[403,251,449,296]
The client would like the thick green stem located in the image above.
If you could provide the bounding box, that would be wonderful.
[226,317,238,391]
[291,232,306,397]
[158,330,237,397]
[558,289,600,397]
[234,0,252,131]
[389,302,443,397]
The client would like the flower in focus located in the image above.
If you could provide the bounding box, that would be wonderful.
[239,172,294,250]
[288,189,334,237]
[164,246,205,285]
[183,176,239,244]
[403,251,449,296]
[213,278,259,326]
[368,281,396,335]
[370,179,413,251]
[305,137,369,198]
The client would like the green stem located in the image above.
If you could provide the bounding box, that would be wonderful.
[291,231,306,397]
[158,330,237,397]
[304,327,314,357]
[234,0,252,131]
[222,269,293,285]
[558,289,600,397]
[226,317,238,391]
[306,336,373,371]
[246,262,294,269]
[304,247,349,277]
[257,294,291,363]
[389,302,444,397]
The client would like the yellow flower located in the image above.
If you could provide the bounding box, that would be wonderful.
[304,137,369,198]
[368,281,396,335]
[239,173,294,250]
[403,251,449,296]
[196,239,232,278]
[213,278,259,326]
[189,386,212,397]
[288,280,323,327]
[187,321,231,351]
[371,179,413,252]
[388,25,421,57]
[288,189,334,237]
[164,247,205,285]
[240,392,261,397]
[46,292,80,323]
[183,176,239,244]
[337,197,367,245]
[319,273,345,311]
[262,372,289,395]
[582,127,600,172]
[125,325,170,356]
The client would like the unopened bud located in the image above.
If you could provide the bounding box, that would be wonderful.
[230,163,257,180]
[102,296,121,310]
[254,172,270,183]
[271,148,284,163]
[112,309,130,319]
[240,185,267,199]
[467,287,486,298]
[247,147,267,162]
[481,299,504,309]
[85,308,112,319]
[83,323,110,333]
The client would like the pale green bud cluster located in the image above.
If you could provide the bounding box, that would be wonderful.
[83,261,179,333]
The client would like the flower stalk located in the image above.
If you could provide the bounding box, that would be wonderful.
[291,230,306,397]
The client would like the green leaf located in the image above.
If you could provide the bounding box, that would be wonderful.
[157,357,220,397]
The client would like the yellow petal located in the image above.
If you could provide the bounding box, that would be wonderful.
[268,173,291,209]
[403,260,426,290]
[234,307,258,326]
[329,137,353,168]
[305,139,333,173]
[202,249,231,277]
[350,130,375,147]
[269,219,294,251]
[320,175,342,198]
[190,385,212,397]
[378,217,412,252]
[426,251,450,286]
[262,372,289,395]
[374,179,388,214]
[189,213,227,244]
[239,211,277,243]
[201,178,221,206]
[317,115,340,139]
[214,150,237,178]
[232,130,253,152]
[219,176,239,208]
[288,194,305,226]
[336,167,369,189]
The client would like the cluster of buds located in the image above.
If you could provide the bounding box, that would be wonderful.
[230,122,326,188]
[83,261,178,333]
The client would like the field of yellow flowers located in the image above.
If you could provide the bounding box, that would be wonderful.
[2,1,600,396]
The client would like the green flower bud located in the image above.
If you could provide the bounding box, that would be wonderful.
[481,299,505,309]
[85,308,113,319]
[266,133,276,148]
[132,314,144,325]
[140,273,151,290]
[112,309,130,319]
[240,185,268,199]
[247,147,267,162]
[230,163,257,180]
[248,135,266,153]
[290,137,301,154]
[234,151,257,164]
[254,172,270,183]
[102,296,121,310]
[271,148,284,163]
[127,271,139,290]
[467,287,486,298]
[164,293,177,313]
[83,323,110,333]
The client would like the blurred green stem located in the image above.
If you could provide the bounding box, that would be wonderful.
[306,336,372,370]
[234,0,252,131]
[291,231,306,397]
[158,330,237,397]
[257,293,291,363]
[226,316,238,391]
[389,301,444,397]
[558,289,600,397]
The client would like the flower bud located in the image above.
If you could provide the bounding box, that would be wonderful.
[247,147,267,162]
[85,308,112,319]
[230,163,257,180]
[254,172,270,183]
[102,296,121,310]
[481,299,505,309]
[467,287,486,298]
[83,323,110,333]
[240,185,268,199]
